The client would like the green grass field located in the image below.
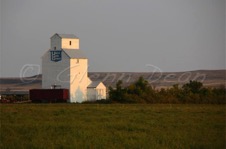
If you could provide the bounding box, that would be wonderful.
[0,104,225,149]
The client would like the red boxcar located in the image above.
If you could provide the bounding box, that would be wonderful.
[30,89,69,103]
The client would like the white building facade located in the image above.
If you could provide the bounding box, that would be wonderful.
[42,33,106,103]
[87,81,107,101]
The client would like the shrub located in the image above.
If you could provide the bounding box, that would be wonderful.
[108,78,226,104]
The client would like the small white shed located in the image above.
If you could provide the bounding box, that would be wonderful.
[87,81,107,101]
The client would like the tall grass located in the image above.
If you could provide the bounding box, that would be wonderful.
[0,104,225,149]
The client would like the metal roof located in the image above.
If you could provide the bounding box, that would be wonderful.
[63,49,87,59]
[57,34,78,39]
[87,81,101,88]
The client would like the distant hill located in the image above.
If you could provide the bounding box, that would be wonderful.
[0,70,225,93]
[89,70,226,89]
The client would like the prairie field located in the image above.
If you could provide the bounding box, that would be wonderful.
[0,104,225,149]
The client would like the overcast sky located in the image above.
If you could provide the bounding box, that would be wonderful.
[0,0,225,77]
